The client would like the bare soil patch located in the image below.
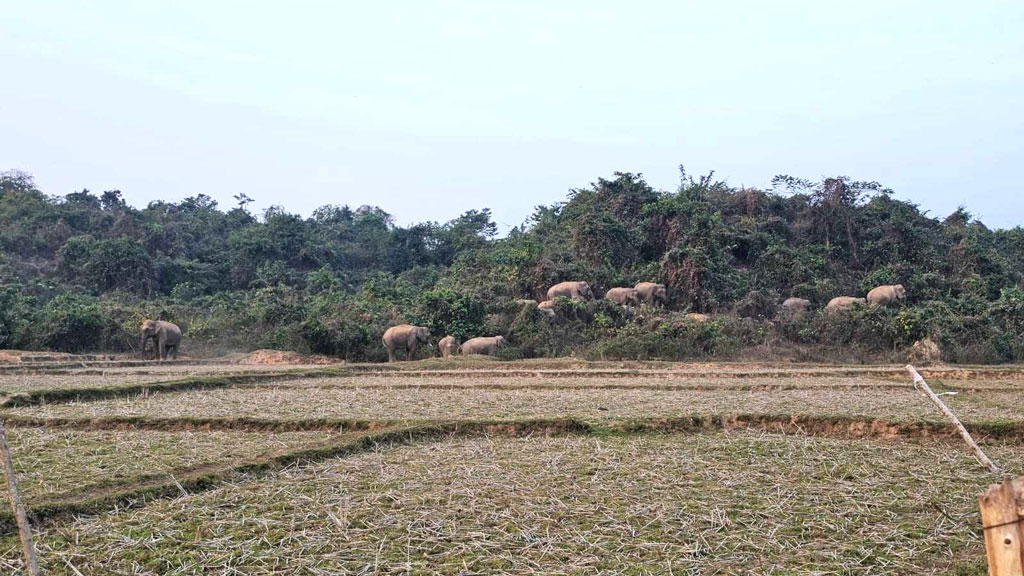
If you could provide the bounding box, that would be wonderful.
[234,349,342,366]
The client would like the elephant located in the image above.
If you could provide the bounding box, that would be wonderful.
[781,297,811,312]
[685,313,710,323]
[634,282,667,307]
[537,300,556,317]
[781,297,812,318]
[866,284,907,307]
[825,296,866,314]
[546,281,594,301]
[382,325,431,362]
[460,336,504,356]
[604,287,639,306]
[438,335,460,359]
[140,320,182,361]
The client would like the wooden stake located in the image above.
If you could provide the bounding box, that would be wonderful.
[906,364,1001,475]
[979,477,1024,576]
[0,420,40,576]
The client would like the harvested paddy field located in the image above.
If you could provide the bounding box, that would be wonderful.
[2,431,1016,575]
[0,373,182,395]
[254,373,1024,392]
[9,382,1024,424]
[1,361,1021,574]
[5,428,346,501]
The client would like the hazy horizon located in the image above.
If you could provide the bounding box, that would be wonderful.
[2,1,1022,231]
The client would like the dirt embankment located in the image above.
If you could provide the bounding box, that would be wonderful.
[0,351,118,364]
[233,349,342,365]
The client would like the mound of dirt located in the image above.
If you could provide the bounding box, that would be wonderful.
[909,339,942,366]
[234,349,342,365]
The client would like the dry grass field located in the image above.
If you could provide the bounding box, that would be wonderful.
[0,357,1021,574]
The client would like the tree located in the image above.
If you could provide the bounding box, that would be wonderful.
[58,236,155,295]
[0,170,37,196]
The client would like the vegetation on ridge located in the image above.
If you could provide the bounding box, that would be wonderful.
[1,167,1021,362]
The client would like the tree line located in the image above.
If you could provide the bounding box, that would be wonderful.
[0,167,1021,363]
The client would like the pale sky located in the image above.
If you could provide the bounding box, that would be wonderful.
[1,1,1022,231]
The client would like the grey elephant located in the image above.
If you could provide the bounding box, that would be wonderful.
[438,335,460,359]
[460,336,504,356]
[382,324,431,362]
[604,287,639,306]
[866,284,907,307]
[634,282,667,306]
[781,297,811,312]
[781,297,811,319]
[546,281,593,301]
[825,296,866,314]
[140,320,182,361]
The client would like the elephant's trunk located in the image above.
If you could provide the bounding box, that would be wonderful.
[140,334,148,357]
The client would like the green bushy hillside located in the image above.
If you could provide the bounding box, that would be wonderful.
[1,167,1021,363]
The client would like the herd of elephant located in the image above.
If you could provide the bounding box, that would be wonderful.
[381,325,501,362]
[381,281,908,362]
[135,283,907,363]
[381,280,668,362]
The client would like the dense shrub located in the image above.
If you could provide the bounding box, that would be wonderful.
[587,316,734,360]
[409,289,487,342]
[813,305,918,354]
[734,290,778,320]
[0,286,38,349]
[302,293,384,361]
[41,293,107,352]
[183,288,304,355]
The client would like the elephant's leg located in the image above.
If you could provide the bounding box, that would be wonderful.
[168,345,178,360]
[387,345,395,363]
[407,341,417,361]
[158,340,167,361]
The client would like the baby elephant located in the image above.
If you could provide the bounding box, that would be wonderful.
[605,287,639,306]
[460,336,505,356]
[537,300,556,317]
[825,296,866,314]
[866,284,907,307]
[438,335,460,359]
[781,297,811,313]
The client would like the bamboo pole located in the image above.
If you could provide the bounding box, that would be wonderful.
[979,477,1024,576]
[0,420,40,576]
[906,364,1001,475]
